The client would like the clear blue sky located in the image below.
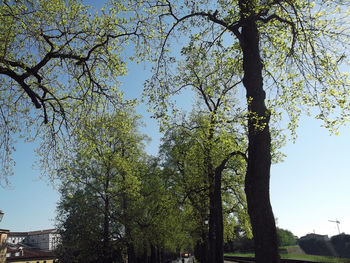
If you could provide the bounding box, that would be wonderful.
[1,2,350,239]
[271,117,350,238]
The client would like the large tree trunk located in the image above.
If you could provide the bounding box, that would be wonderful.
[207,176,224,263]
[207,125,224,263]
[239,4,280,263]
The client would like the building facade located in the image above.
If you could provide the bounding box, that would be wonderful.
[7,229,60,251]
[6,247,57,263]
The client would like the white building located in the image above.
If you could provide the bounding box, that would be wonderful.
[7,229,60,251]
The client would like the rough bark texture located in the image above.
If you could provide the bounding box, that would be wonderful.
[208,183,224,263]
[207,124,224,263]
[239,6,280,263]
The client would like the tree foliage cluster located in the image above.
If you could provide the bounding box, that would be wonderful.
[0,0,143,184]
[298,234,338,257]
[224,227,297,253]
[55,90,251,263]
[55,106,191,263]
[330,234,350,258]
[276,228,297,247]
[298,234,350,258]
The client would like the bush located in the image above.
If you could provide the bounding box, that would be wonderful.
[224,237,254,253]
[298,234,338,257]
[277,228,297,247]
[331,234,350,258]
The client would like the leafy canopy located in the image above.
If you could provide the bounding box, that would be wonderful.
[0,0,141,183]
[138,0,350,138]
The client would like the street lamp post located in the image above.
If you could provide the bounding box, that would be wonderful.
[328,219,341,235]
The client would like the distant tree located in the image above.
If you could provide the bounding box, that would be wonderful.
[159,113,251,263]
[56,187,124,263]
[330,234,350,258]
[132,158,188,263]
[276,228,296,247]
[56,107,147,263]
[149,41,250,263]
[298,234,338,257]
[224,226,254,253]
[56,106,186,263]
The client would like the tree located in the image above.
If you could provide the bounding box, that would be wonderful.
[0,0,141,183]
[331,234,350,258]
[165,43,247,263]
[137,1,350,262]
[56,186,125,263]
[276,228,296,247]
[131,157,187,263]
[298,234,338,257]
[56,106,147,263]
[149,37,282,263]
[56,105,186,263]
[159,109,250,263]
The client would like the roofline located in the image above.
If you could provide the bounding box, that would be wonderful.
[6,255,56,262]
[8,229,57,236]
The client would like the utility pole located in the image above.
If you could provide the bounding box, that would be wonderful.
[328,219,341,235]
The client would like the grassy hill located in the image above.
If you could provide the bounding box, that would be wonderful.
[225,245,350,263]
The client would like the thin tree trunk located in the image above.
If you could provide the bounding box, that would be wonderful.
[102,172,111,263]
[150,244,156,263]
[213,167,224,263]
[102,196,110,262]
[128,243,136,263]
[208,173,216,263]
[239,5,280,263]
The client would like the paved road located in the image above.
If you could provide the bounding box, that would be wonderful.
[173,257,194,263]
[172,258,237,263]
